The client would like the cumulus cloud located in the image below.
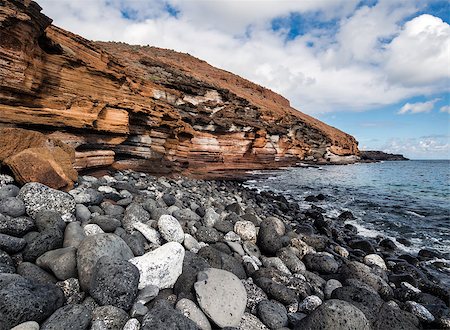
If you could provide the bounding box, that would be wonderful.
[38,0,450,114]
[382,135,450,159]
[440,105,450,113]
[398,98,440,114]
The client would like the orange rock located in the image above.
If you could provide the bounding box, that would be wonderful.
[0,0,360,180]
[0,128,77,189]
[4,147,76,190]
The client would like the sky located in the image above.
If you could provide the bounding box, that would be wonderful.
[38,0,450,159]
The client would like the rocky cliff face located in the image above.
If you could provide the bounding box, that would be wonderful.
[0,0,359,178]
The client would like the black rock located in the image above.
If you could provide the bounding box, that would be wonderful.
[174,252,209,301]
[17,262,57,284]
[41,304,91,330]
[90,256,140,311]
[162,194,177,207]
[418,248,442,260]
[225,202,243,215]
[122,232,145,256]
[373,302,420,330]
[91,305,129,329]
[0,214,34,237]
[34,211,66,233]
[331,286,384,326]
[0,197,25,218]
[388,273,418,287]
[303,253,339,274]
[257,300,288,329]
[304,195,318,202]
[397,237,412,246]
[316,194,326,201]
[379,238,397,250]
[305,210,324,222]
[90,215,121,232]
[298,299,371,330]
[214,220,234,233]
[0,249,14,273]
[338,211,355,221]
[195,206,206,217]
[0,233,26,253]
[257,218,282,256]
[195,226,222,244]
[141,302,199,330]
[22,227,64,262]
[398,254,419,265]
[0,277,65,329]
[197,246,246,279]
[349,239,375,254]
[254,277,297,306]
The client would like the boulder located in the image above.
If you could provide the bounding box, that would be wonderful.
[40,304,91,330]
[130,242,185,290]
[0,128,77,190]
[194,268,247,328]
[77,233,134,291]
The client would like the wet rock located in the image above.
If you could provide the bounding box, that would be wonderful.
[257,300,288,329]
[299,299,371,330]
[379,238,397,250]
[41,304,91,330]
[194,268,247,328]
[338,210,354,220]
[90,256,140,311]
[130,242,184,289]
[77,233,134,291]
[36,246,77,280]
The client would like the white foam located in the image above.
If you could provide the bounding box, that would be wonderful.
[405,210,425,218]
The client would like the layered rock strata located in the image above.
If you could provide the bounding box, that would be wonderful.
[0,0,359,178]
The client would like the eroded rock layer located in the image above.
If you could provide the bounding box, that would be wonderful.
[0,0,359,178]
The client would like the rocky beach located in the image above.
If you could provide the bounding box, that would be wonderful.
[0,169,449,329]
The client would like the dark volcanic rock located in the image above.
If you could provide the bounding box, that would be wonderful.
[91,305,129,329]
[0,214,34,237]
[303,253,339,274]
[373,302,420,330]
[22,227,64,262]
[174,251,209,301]
[0,277,65,329]
[41,304,91,330]
[17,262,57,284]
[0,197,25,217]
[90,256,140,311]
[257,300,288,329]
[141,302,199,330]
[298,299,371,330]
[0,233,26,253]
[257,218,282,256]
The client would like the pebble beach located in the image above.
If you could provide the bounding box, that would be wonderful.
[0,170,449,329]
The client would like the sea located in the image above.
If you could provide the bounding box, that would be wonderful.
[245,160,450,286]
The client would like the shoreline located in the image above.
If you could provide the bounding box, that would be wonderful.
[0,169,449,329]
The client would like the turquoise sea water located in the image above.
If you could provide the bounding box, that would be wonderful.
[246,160,450,284]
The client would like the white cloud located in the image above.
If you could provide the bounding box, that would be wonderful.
[38,0,450,114]
[384,14,450,87]
[382,136,450,159]
[440,105,450,113]
[398,98,440,114]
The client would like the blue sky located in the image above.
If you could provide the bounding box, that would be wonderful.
[39,0,450,159]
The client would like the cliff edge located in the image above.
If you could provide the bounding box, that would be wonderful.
[0,0,359,178]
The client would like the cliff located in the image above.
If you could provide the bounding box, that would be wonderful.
[360,151,409,161]
[0,0,359,179]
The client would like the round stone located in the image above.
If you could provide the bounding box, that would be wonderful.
[36,247,77,280]
[176,298,212,330]
[0,197,25,217]
[158,215,184,243]
[77,233,134,291]
[194,268,247,328]
[234,221,257,242]
[90,256,139,311]
[40,304,91,330]
[257,300,288,329]
[63,222,86,249]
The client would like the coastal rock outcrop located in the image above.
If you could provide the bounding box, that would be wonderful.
[0,0,359,179]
